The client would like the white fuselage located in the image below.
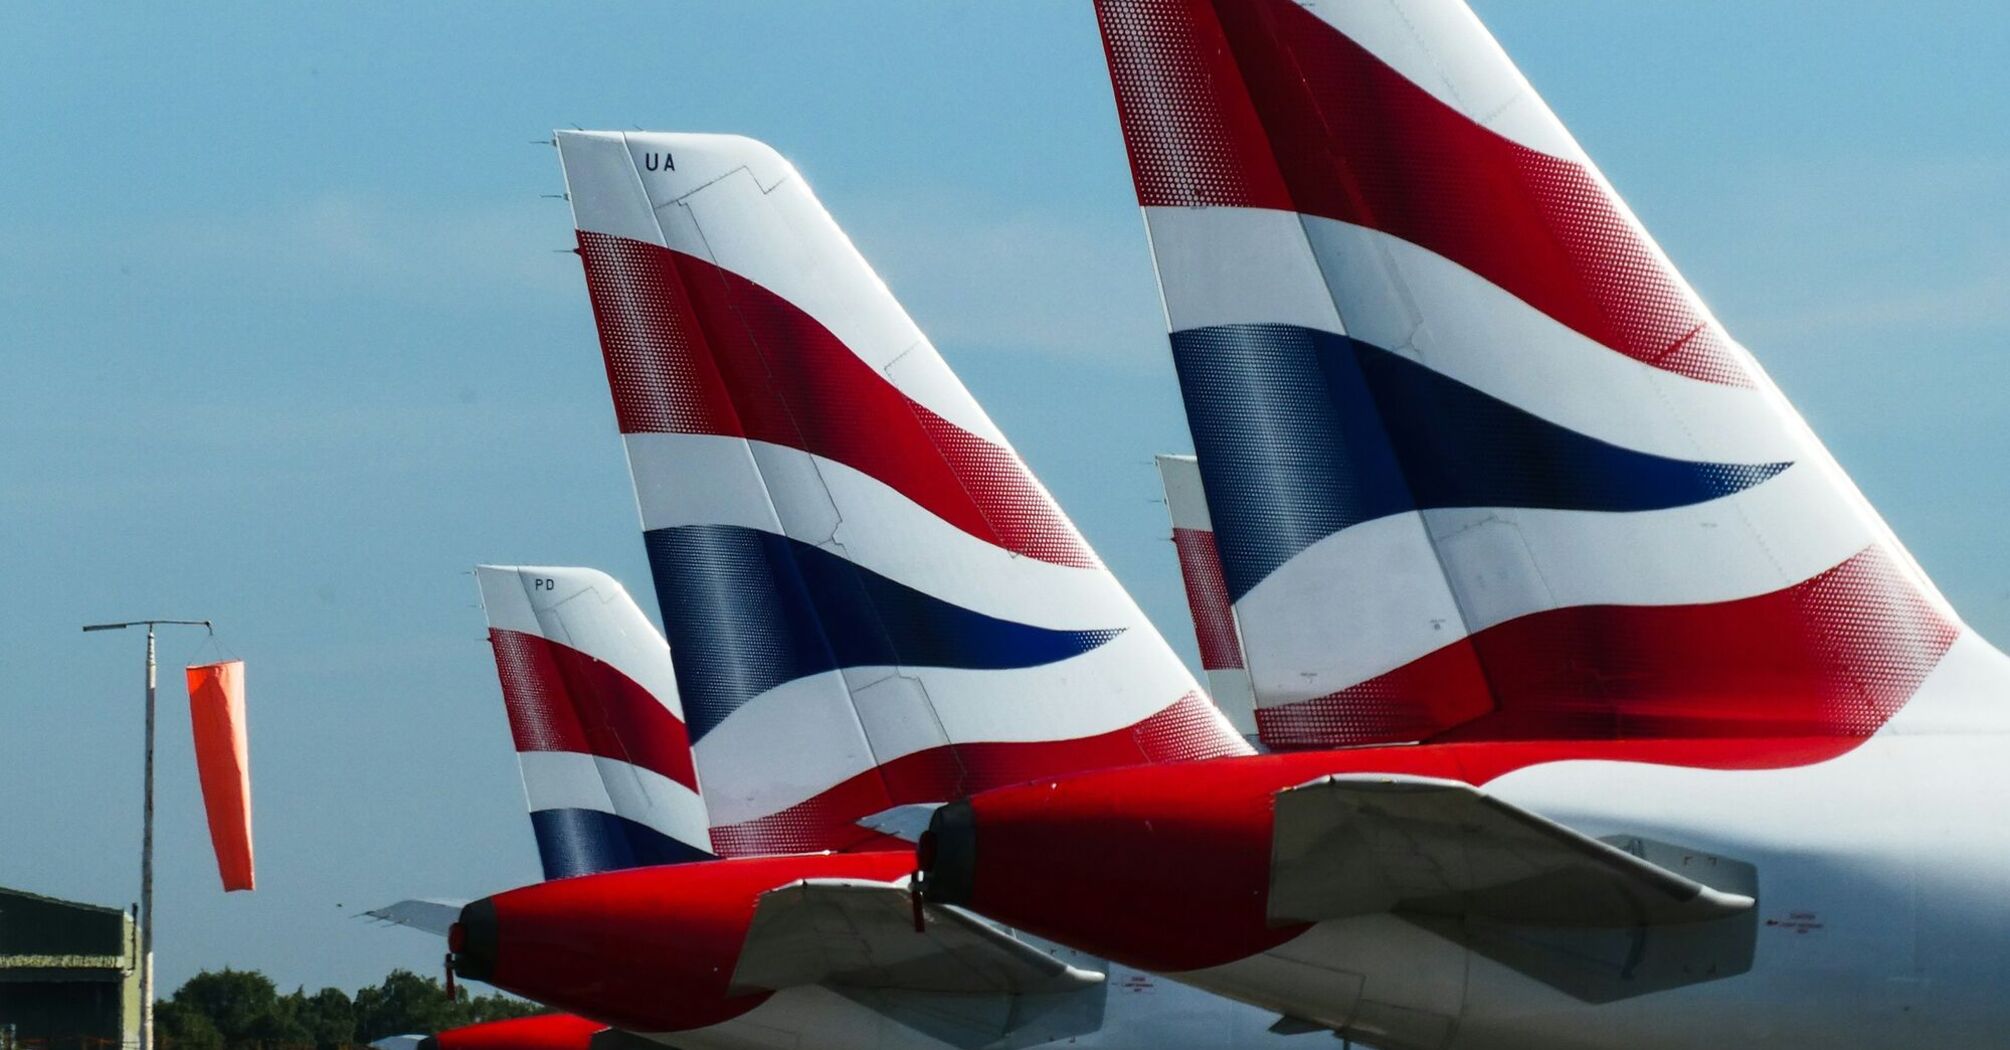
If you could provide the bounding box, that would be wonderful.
[1171,634,2010,1050]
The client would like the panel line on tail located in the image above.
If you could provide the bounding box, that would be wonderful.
[476,565,716,879]
[558,130,1249,854]
[1094,0,1976,754]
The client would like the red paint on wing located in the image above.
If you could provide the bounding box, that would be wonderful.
[1095,0,1748,386]
[576,230,1095,568]
[712,692,1248,856]
[490,628,699,793]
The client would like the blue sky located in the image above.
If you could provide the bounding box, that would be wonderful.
[3,3,2006,995]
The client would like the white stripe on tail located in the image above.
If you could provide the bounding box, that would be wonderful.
[554,131,1250,854]
[1095,0,1998,755]
[475,565,711,877]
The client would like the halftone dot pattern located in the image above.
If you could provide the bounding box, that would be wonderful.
[1171,527,1244,670]
[917,413,1099,569]
[1519,151,1749,387]
[1104,0,1752,387]
[577,230,741,435]
[490,626,585,755]
[1128,690,1253,762]
[528,809,713,881]
[646,524,1126,741]
[488,627,700,792]
[579,230,1096,569]
[1096,0,1292,209]
[1256,639,1495,750]
[1173,323,1380,601]
[644,525,828,743]
[1255,546,1956,751]
[709,691,1249,856]
[1172,323,1788,599]
[1797,547,1960,735]
[708,774,901,858]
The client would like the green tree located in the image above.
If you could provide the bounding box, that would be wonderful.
[353,970,459,1043]
[156,1000,224,1050]
[163,966,543,1046]
[168,969,298,1049]
[290,986,357,1050]
[459,989,545,1026]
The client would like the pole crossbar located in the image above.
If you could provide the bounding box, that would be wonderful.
[83,618,214,1050]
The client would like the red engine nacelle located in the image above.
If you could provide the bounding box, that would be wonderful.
[453,851,914,1032]
[426,1013,604,1050]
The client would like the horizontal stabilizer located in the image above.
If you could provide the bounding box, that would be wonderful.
[1270,776,1752,928]
[857,804,941,844]
[730,879,1103,997]
[362,898,467,937]
[1270,775,1758,1002]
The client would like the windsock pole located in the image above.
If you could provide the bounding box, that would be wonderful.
[83,618,211,1050]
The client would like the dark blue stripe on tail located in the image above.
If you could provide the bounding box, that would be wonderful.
[1173,324,1789,600]
[530,807,712,880]
[645,524,1123,741]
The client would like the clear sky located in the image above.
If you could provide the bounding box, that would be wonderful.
[3,3,2006,996]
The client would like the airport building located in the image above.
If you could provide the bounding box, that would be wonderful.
[0,887,140,1050]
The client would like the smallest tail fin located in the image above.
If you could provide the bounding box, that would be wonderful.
[1156,454,1257,738]
[475,566,712,879]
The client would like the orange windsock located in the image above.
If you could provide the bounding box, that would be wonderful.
[186,660,255,892]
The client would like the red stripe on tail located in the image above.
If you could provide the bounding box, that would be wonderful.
[577,231,1096,568]
[711,692,1244,856]
[1171,527,1245,671]
[1256,547,1957,751]
[490,628,700,793]
[1096,0,1749,386]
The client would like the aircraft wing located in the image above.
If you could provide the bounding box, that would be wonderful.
[855,803,940,844]
[731,879,1106,1049]
[1269,775,1754,928]
[362,898,468,937]
[729,878,1102,996]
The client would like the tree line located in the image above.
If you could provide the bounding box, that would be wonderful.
[156,968,544,1050]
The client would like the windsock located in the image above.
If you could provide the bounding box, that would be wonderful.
[186,660,254,891]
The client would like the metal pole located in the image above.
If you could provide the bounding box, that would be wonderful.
[82,618,210,1050]
[140,624,155,1050]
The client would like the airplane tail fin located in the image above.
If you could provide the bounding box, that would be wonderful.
[1155,454,1256,739]
[554,131,1249,855]
[476,565,712,879]
[1096,0,1994,753]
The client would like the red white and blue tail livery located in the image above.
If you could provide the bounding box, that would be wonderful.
[475,565,711,878]
[460,566,1299,1050]
[1156,453,1256,738]
[912,5,2010,1049]
[554,131,1249,855]
[1099,0,1982,753]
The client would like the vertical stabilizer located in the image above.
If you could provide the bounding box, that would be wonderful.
[555,131,1250,854]
[1096,0,1988,754]
[1156,454,1256,738]
[476,565,711,878]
